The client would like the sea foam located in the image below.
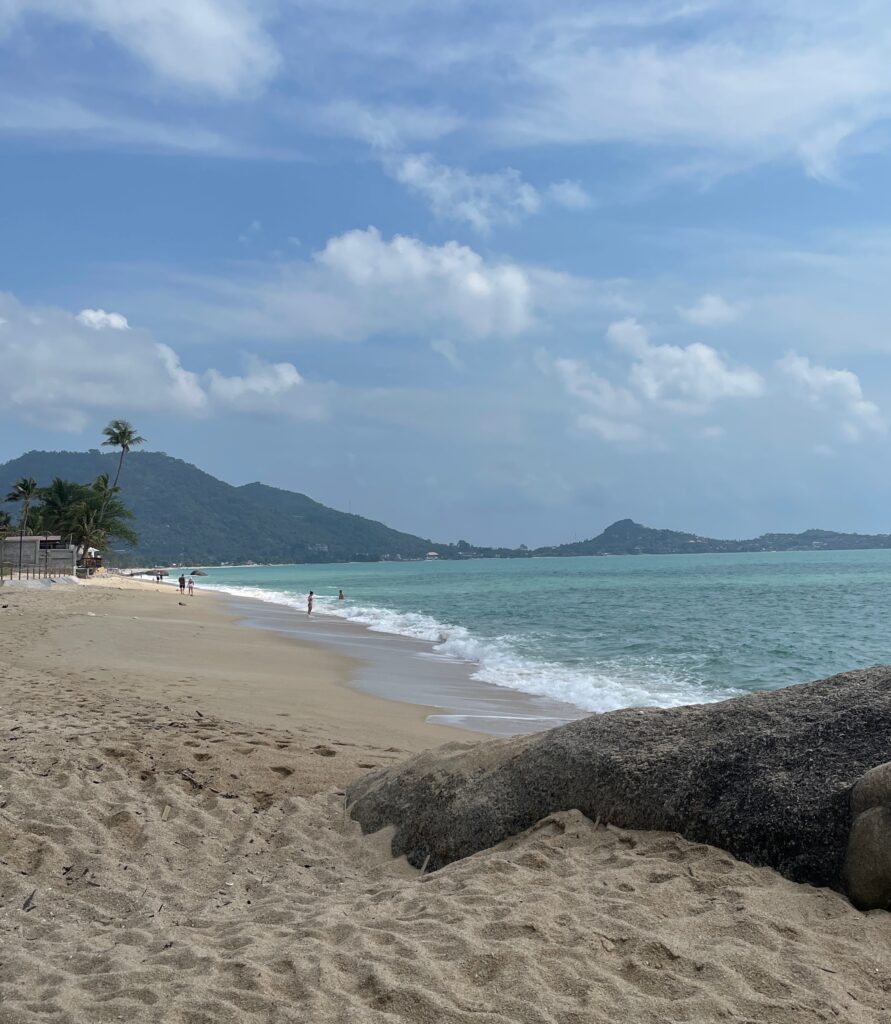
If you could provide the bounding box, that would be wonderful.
[206,583,743,714]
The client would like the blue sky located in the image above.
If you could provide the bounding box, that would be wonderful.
[3,1,891,546]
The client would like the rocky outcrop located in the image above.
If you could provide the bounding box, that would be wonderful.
[347,667,891,907]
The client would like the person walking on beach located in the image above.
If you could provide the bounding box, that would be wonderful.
[307,590,314,615]
[187,576,194,596]
[178,574,186,594]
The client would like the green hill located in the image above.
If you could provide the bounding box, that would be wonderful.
[5,450,891,564]
[0,450,438,565]
[535,518,891,556]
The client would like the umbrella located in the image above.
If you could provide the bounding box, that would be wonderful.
[190,569,208,576]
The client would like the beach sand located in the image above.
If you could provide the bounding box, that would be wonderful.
[2,579,891,1023]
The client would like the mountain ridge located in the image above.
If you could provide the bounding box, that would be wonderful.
[3,450,891,563]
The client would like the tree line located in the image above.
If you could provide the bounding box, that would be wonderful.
[0,420,144,573]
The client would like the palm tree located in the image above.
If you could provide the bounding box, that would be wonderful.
[101,419,146,491]
[38,477,93,541]
[4,477,39,578]
[0,511,9,580]
[62,490,138,567]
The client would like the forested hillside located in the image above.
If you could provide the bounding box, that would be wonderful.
[0,450,438,565]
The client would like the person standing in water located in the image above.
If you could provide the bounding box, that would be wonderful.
[338,589,345,601]
[307,591,314,615]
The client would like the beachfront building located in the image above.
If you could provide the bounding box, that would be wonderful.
[0,535,77,576]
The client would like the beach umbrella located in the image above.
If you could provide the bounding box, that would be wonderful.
[190,569,208,576]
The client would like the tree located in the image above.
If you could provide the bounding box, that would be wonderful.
[38,477,94,540]
[4,477,38,578]
[101,419,146,491]
[59,486,138,566]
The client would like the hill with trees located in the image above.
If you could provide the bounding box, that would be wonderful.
[0,450,442,565]
[536,518,891,556]
[5,450,891,565]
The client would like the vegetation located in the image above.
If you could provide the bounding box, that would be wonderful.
[5,443,891,565]
[4,477,38,575]
[1,422,140,567]
[0,449,440,565]
[535,518,891,556]
[101,419,145,492]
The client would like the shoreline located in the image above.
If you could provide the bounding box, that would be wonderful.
[221,591,588,737]
[3,574,481,751]
[3,572,891,1023]
[125,569,590,736]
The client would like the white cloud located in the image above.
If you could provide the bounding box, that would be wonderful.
[554,357,643,441]
[492,5,891,178]
[206,358,304,412]
[384,154,593,232]
[546,179,593,209]
[0,95,242,154]
[76,308,130,330]
[0,294,317,430]
[227,227,537,341]
[2,1,278,97]
[677,293,740,326]
[316,101,461,149]
[778,352,885,440]
[607,317,764,412]
[387,153,541,233]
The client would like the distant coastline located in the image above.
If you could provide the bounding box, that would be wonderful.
[5,448,891,567]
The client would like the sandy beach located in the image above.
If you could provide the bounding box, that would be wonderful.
[2,578,891,1023]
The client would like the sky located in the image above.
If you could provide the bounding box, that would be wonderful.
[3,1,891,546]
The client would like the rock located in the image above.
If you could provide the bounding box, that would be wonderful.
[851,761,891,817]
[844,806,891,910]
[347,666,891,895]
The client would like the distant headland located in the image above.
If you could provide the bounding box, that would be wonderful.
[3,449,891,565]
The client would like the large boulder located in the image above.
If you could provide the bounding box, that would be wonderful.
[347,667,891,901]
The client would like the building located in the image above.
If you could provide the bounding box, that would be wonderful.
[0,535,77,576]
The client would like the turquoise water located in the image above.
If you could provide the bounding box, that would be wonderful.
[200,551,891,712]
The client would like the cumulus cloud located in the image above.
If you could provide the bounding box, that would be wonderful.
[551,316,764,442]
[554,357,643,440]
[1,0,278,96]
[198,227,539,342]
[778,352,885,440]
[76,308,130,330]
[206,358,304,412]
[0,294,314,430]
[677,293,740,326]
[607,317,764,412]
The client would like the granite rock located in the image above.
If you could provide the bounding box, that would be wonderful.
[844,806,891,910]
[347,667,891,895]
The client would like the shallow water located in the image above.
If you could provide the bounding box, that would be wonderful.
[200,550,891,716]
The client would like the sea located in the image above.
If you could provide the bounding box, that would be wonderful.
[196,550,891,731]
